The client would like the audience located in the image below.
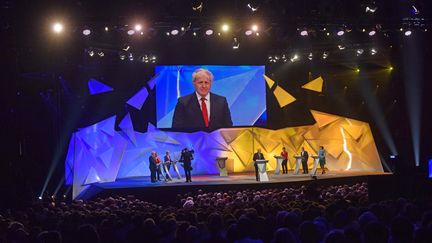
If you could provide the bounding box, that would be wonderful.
[0,182,431,242]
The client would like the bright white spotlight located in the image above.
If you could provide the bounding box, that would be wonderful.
[127,30,135,35]
[338,45,346,50]
[38,196,42,200]
[232,37,240,49]
[104,26,109,32]
[88,50,94,57]
[412,5,420,15]
[82,29,91,36]
[134,24,142,31]
[245,30,253,36]
[337,30,345,36]
[251,24,258,32]
[181,26,185,31]
[308,52,313,60]
[119,53,126,60]
[221,24,229,32]
[365,6,378,13]
[370,48,377,55]
[128,53,134,61]
[205,29,213,35]
[255,32,259,36]
[300,30,308,36]
[290,54,299,62]
[98,51,104,57]
[171,29,179,35]
[193,32,197,36]
[404,30,412,36]
[322,51,329,59]
[247,3,259,12]
[368,30,376,36]
[192,1,203,12]
[356,49,364,56]
[52,22,63,33]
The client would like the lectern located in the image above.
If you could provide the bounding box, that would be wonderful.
[293,156,302,175]
[255,159,269,181]
[172,160,182,180]
[163,161,173,180]
[311,155,320,175]
[215,157,228,176]
[273,156,283,175]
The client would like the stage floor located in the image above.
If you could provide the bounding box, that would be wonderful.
[95,170,391,189]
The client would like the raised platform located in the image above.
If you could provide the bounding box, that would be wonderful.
[79,170,392,203]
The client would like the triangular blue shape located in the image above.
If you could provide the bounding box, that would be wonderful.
[88,78,114,95]
[127,87,149,110]
[98,147,114,168]
[254,110,267,126]
[119,113,134,131]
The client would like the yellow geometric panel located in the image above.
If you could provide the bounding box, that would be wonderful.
[302,76,324,92]
[341,124,364,141]
[273,86,297,107]
[264,75,276,89]
[310,110,341,128]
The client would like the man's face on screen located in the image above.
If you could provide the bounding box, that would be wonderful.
[193,73,212,97]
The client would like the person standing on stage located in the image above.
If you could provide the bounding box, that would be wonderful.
[281,147,288,174]
[253,148,265,181]
[149,151,157,183]
[155,152,163,181]
[318,146,326,174]
[300,147,309,174]
[180,148,193,182]
[163,150,173,181]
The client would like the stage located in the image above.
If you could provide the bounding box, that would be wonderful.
[79,170,393,203]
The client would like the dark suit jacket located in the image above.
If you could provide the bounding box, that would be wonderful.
[164,155,172,163]
[172,92,233,130]
[149,156,157,170]
[180,150,193,170]
[253,152,265,163]
[301,151,309,162]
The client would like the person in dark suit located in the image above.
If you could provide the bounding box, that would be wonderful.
[180,148,193,182]
[300,147,309,174]
[148,151,157,183]
[163,150,173,181]
[253,148,265,181]
[172,68,233,130]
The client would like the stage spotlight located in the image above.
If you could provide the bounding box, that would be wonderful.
[389,66,393,70]
[404,30,412,36]
[122,45,130,51]
[368,30,376,36]
[232,37,240,49]
[247,3,259,12]
[337,30,345,36]
[171,29,179,35]
[193,31,197,36]
[119,52,126,60]
[412,5,420,15]
[356,49,364,56]
[322,51,329,59]
[127,29,135,35]
[82,29,91,36]
[245,30,253,36]
[308,52,313,60]
[221,24,229,32]
[134,24,142,31]
[192,1,203,12]
[251,24,258,32]
[370,48,377,55]
[365,6,378,13]
[205,29,213,35]
[166,32,170,36]
[104,26,109,32]
[326,32,330,36]
[128,53,133,61]
[338,45,346,50]
[290,54,299,62]
[52,22,64,33]
[98,51,104,57]
[88,50,95,57]
[300,30,308,36]
[356,68,360,72]
[181,26,185,32]
[255,32,259,36]
[38,196,42,200]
